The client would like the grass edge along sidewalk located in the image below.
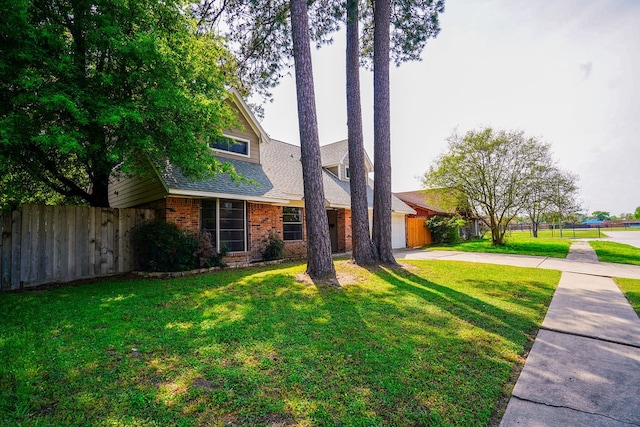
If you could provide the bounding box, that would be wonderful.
[0,260,560,426]
[616,277,640,316]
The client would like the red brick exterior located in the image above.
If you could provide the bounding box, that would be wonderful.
[247,203,307,261]
[135,197,358,262]
[165,198,201,233]
[336,209,351,252]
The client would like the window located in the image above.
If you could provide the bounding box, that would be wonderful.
[283,207,303,241]
[210,135,249,156]
[345,167,350,179]
[201,199,247,252]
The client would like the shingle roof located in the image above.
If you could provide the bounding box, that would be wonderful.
[394,190,457,214]
[320,139,348,166]
[160,139,414,213]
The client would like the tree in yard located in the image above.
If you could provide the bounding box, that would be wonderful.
[525,160,580,237]
[423,127,562,246]
[635,206,640,220]
[0,0,237,207]
[591,211,611,221]
[290,0,335,279]
[345,0,377,264]
[368,0,444,263]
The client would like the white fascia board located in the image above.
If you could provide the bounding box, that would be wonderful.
[167,188,289,204]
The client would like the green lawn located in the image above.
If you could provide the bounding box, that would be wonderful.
[428,232,572,258]
[589,241,640,266]
[509,229,606,239]
[615,278,640,316]
[0,260,560,426]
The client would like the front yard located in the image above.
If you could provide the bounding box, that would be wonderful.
[0,260,560,426]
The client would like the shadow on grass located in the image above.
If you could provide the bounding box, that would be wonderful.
[0,261,554,426]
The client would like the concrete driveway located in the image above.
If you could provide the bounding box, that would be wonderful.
[603,230,640,248]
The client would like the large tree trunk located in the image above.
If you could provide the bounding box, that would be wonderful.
[290,0,335,279]
[372,0,396,264]
[346,0,377,265]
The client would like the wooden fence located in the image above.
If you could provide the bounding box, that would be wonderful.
[406,217,432,248]
[0,205,156,290]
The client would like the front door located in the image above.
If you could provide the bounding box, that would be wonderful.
[326,210,338,253]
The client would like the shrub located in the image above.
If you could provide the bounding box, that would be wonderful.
[195,231,228,268]
[426,215,466,245]
[262,234,285,261]
[133,221,199,272]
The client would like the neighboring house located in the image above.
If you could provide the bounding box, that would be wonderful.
[394,190,456,219]
[395,190,480,246]
[109,90,415,262]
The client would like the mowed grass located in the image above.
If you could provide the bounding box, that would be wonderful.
[0,260,560,426]
[428,232,571,258]
[510,228,606,239]
[589,241,640,266]
[615,278,640,316]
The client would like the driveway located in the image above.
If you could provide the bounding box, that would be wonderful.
[603,230,640,248]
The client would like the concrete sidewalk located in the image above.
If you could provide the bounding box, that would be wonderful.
[394,245,640,426]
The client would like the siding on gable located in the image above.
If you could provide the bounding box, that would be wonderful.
[109,169,167,208]
[212,102,261,164]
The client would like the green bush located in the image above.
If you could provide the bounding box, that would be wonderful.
[262,234,285,261]
[133,221,198,272]
[426,215,466,245]
[195,231,228,268]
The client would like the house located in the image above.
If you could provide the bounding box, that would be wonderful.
[395,189,480,246]
[109,90,415,262]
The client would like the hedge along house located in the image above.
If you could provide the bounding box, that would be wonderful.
[109,90,415,262]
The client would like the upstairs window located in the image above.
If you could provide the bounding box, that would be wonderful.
[210,135,249,156]
[345,167,350,179]
[283,207,303,241]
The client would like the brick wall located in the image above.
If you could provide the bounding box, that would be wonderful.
[248,203,307,261]
[165,198,201,233]
[336,208,352,253]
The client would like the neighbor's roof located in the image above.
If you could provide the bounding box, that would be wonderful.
[394,190,457,214]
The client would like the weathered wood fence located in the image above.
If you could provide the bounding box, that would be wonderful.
[406,217,432,248]
[0,205,156,290]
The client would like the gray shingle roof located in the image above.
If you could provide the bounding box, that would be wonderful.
[160,139,414,213]
[319,139,348,166]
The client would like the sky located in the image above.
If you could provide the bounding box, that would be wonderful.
[251,0,640,216]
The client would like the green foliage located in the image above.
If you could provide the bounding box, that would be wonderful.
[195,231,228,268]
[0,0,237,206]
[591,211,611,221]
[133,221,199,272]
[634,206,640,220]
[423,127,571,246]
[425,215,465,244]
[0,260,560,425]
[262,234,285,261]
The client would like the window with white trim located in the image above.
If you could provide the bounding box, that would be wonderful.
[201,199,247,252]
[283,207,303,241]
[210,135,249,156]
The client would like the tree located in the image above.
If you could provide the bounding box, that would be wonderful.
[371,0,396,263]
[634,206,640,220]
[423,127,557,246]
[290,0,335,279]
[346,0,377,264]
[591,211,610,221]
[525,162,580,237]
[369,0,444,263]
[1,0,236,207]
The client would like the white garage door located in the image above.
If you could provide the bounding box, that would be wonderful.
[391,213,406,249]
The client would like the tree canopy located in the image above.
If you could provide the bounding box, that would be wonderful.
[423,127,579,245]
[1,0,237,207]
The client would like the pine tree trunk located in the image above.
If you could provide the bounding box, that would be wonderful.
[290,0,335,278]
[346,0,377,265]
[372,0,396,264]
